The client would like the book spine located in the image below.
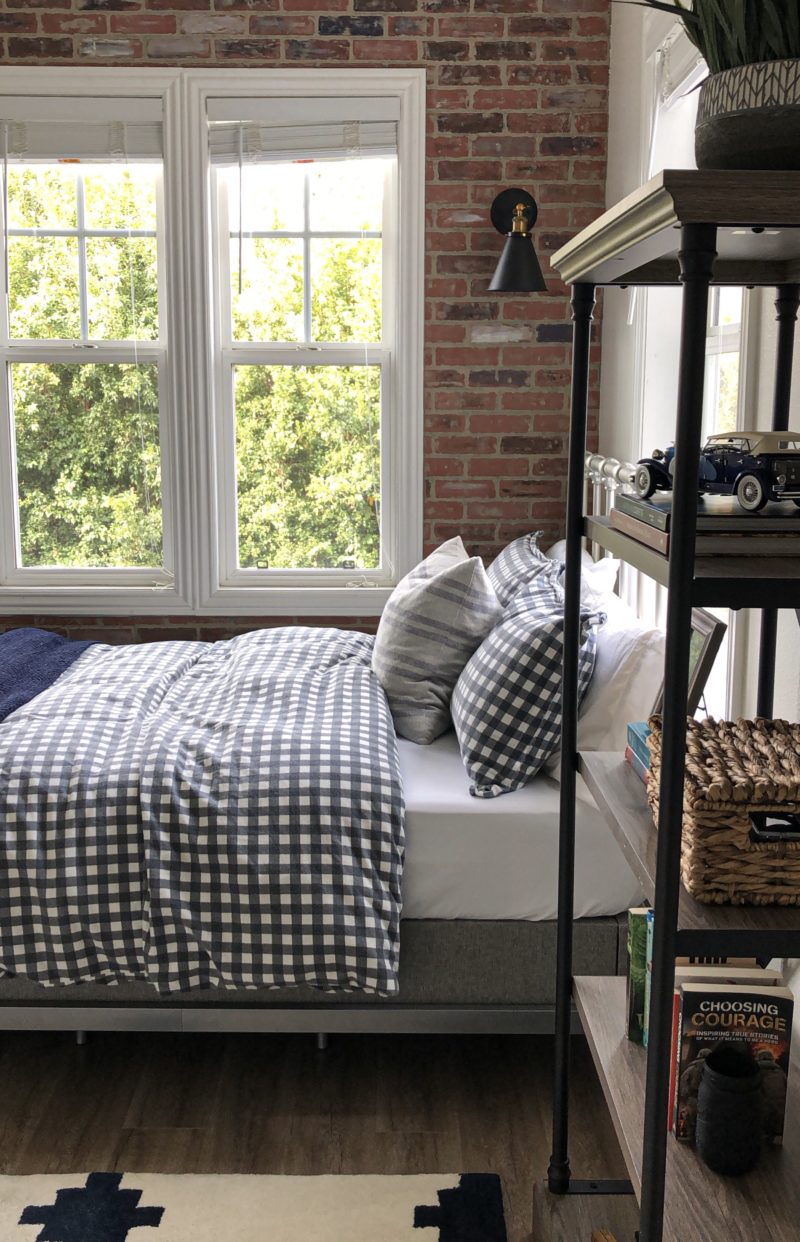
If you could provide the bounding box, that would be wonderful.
[694,534,800,556]
[643,909,655,1049]
[668,990,681,1132]
[625,746,650,786]
[626,723,652,769]
[614,492,670,531]
[626,909,649,1043]
[610,508,670,555]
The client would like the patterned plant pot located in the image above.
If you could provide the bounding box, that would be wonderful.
[695,59,800,170]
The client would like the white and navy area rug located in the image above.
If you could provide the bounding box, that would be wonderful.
[0,1171,508,1241]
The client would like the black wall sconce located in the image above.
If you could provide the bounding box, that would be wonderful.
[488,188,547,293]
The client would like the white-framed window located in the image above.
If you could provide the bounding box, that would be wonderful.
[0,68,425,615]
[625,25,748,716]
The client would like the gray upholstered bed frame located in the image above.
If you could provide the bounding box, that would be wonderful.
[0,917,626,1034]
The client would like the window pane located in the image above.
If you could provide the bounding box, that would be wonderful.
[87,236,159,340]
[235,364,381,571]
[8,236,80,339]
[309,159,386,232]
[716,287,743,328]
[83,165,158,231]
[311,238,382,342]
[7,165,77,229]
[11,362,162,569]
[224,163,305,233]
[230,237,303,342]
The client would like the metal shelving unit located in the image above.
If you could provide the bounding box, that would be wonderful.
[544,169,800,1242]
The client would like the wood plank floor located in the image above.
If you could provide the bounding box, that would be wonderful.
[0,1030,634,1242]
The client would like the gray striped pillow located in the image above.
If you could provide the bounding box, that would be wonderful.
[373,537,503,744]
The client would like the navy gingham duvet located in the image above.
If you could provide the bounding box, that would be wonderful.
[0,628,404,995]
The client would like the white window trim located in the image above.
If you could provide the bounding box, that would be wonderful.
[0,66,426,617]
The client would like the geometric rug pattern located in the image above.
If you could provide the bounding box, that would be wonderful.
[4,1172,508,1241]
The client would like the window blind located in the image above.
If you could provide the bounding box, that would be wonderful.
[207,97,399,166]
[0,97,163,161]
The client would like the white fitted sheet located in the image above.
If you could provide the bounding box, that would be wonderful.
[398,732,642,921]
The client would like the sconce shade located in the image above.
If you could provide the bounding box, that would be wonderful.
[488,187,548,293]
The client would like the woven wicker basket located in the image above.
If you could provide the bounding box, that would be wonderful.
[647,716,800,906]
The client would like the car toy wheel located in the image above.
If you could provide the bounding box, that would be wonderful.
[793,498,800,509]
[736,473,767,512]
[634,464,656,499]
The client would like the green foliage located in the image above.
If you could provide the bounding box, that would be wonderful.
[618,1,800,73]
[7,159,384,574]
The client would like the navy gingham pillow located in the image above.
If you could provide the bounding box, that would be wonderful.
[487,530,550,606]
[452,564,603,798]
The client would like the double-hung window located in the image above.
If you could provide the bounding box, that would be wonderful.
[0,70,425,614]
[208,98,398,587]
[0,96,171,595]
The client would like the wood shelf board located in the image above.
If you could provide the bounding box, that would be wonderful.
[531,1181,639,1242]
[550,169,800,286]
[574,976,800,1242]
[585,516,800,609]
[579,752,800,951]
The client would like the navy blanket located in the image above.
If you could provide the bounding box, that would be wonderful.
[0,628,95,723]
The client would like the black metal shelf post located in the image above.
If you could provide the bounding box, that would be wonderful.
[548,283,597,1196]
[638,224,718,1242]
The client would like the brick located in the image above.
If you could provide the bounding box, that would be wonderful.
[436,480,496,498]
[436,112,503,134]
[508,16,570,34]
[437,14,503,34]
[147,34,211,55]
[0,13,39,32]
[437,64,501,85]
[475,40,535,60]
[285,37,350,58]
[76,0,139,9]
[112,13,176,31]
[353,38,418,59]
[390,15,432,34]
[424,39,469,60]
[319,15,383,34]
[439,302,497,323]
[437,159,501,182]
[249,14,313,31]
[81,37,141,55]
[501,435,562,455]
[215,37,280,56]
[540,135,606,157]
[469,369,529,388]
[45,11,111,32]
[9,36,74,57]
[215,0,277,8]
[355,0,416,7]
[181,13,248,33]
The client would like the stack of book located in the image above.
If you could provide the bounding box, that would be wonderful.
[625,907,794,1143]
[611,493,800,556]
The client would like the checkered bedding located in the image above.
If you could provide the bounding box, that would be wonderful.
[0,628,404,995]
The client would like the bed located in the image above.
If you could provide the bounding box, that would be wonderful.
[0,625,641,1035]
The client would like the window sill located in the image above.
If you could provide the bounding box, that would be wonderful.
[0,585,391,618]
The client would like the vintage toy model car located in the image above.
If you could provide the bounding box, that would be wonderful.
[634,431,800,512]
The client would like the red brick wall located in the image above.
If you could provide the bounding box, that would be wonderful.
[0,0,607,642]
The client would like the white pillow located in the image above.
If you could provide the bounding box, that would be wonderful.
[545,540,620,611]
[544,592,665,775]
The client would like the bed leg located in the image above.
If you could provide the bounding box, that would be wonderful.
[75,1030,88,1047]
[316,1032,329,1052]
